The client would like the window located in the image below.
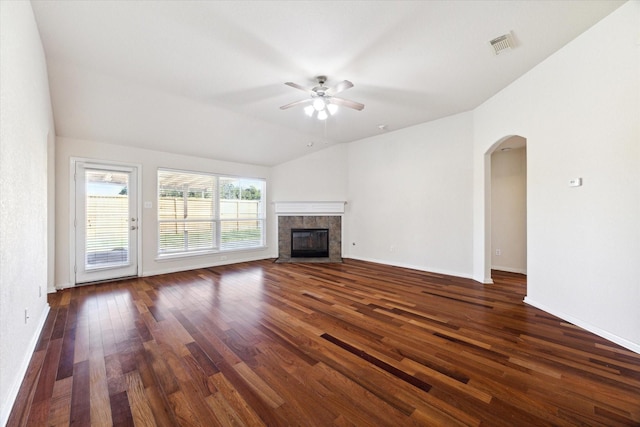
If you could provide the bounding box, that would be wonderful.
[158,169,265,256]
[219,177,264,251]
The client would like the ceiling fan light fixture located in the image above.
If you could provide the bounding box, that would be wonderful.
[313,98,326,111]
[304,105,314,117]
[281,76,364,120]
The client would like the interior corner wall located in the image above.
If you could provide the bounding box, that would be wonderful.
[346,112,474,277]
[474,1,640,352]
[269,144,349,250]
[270,143,348,202]
[0,1,55,423]
[491,147,527,274]
[54,137,273,286]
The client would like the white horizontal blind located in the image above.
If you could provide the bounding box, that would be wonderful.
[84,169,130,268]
[158,170,265,255]
[219,177,265,251]
[158,170,216,254]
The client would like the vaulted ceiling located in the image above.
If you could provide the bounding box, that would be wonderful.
[31,0,624,166]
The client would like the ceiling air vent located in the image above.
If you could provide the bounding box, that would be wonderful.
[489,33,514,55]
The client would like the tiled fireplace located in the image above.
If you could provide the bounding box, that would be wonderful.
[275,202,344,263]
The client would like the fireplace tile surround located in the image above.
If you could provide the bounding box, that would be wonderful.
[277,216,342,263]
[274,202,345,263]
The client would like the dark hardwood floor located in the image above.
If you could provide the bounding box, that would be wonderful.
[7,259,640,426]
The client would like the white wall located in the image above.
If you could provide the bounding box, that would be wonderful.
[270,143,348,202]
[0,1,55,424]
[55,137,273,287]
[474,1,639,352]
[346,112,474,277]
[270,143,348,250]
[491,146,527,273]
[271,112,475,278]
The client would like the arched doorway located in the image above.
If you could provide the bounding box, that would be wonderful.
[484,135,527,282]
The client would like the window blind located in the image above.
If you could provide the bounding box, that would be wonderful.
[158,170,216,253]
[85,170,130,267]
[219,177,265,251]
[158,170,265,255]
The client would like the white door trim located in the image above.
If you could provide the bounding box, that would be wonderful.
[69,157,143,286]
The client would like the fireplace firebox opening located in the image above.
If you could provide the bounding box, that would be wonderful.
[291,228,329,258]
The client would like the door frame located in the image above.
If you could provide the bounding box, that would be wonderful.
[69,157,143,286]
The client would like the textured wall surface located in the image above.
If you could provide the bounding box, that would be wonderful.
[0,1,55,423]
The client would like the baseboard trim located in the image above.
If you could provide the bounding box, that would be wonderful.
[345,256,473,280]
[54,255,276,288]
[491,266,527,275]
[143,254,273,277]
[523,297,640,354]
[0,303,50,427]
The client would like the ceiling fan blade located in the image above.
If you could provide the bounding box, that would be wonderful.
[326,80,353,96]
[330,96,364,111]
[280,98,313,110]
[284,82,312,93]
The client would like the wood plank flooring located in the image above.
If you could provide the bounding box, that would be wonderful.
[7,259,640,426]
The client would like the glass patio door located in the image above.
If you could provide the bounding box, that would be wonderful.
[74,162,138,284]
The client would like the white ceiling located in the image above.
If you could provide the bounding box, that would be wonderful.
[31,0,624,166]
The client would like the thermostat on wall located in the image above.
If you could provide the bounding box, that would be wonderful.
[568,178,582,187]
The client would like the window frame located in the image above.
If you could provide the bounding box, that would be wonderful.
[157,168,266,259]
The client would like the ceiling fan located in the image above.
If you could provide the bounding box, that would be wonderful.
[280,76,364,120]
